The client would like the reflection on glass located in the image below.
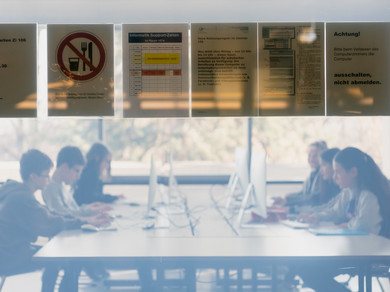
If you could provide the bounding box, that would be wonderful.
[326,22,390,116]
[122,24,189,118]
[47,24,114,117]
[0,23,37,117]
[258,23,325,116]
[191,23,258,117]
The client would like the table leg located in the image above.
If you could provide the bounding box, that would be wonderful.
[358,265,364,292]
[185,267,196,292]
[271,265,277,292]
[366,264,372,292]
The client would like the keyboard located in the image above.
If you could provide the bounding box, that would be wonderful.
[281,219,310,229]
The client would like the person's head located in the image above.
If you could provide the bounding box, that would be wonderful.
[307,140,327,171]
[319,148,340,180]
[334,147,390,237]
[20,149,53,191]
[86,143,112,179]
[56,146,85,185]
[333,147,379,190]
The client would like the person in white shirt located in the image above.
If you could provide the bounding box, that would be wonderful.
[42,146,112,220]
[42,146,112,285]
[302,147,390,236]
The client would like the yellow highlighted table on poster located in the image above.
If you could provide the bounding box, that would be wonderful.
[145,53,180,64]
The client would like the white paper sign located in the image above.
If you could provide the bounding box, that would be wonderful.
[191,23,258,117]
[47,24,114,116]
[0,23,37,117]
[122,23,189,117]
[258,23,325,116]
[327,22,390,115]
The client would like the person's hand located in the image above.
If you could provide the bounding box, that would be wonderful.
[85,213,113,227]
[88,202,113,213]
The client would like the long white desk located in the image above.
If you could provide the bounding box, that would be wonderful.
[34,185,390,291]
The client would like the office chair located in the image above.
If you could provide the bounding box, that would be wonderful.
[337,264,390,292]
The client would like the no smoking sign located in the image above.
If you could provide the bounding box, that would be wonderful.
[57,32,106,81]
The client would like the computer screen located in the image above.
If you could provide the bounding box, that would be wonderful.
[250,151,267,218]
[235,147,249,194]
[167,151,180,199]
[225,147,249,209]
[146,155,157,217]
[236,151,267,227]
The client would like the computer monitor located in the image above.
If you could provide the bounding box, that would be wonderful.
[235,147,250,193]
[250,151,267,218]
[225,147,249,209]
[165,152,185,214]
[236,151,267,227]
[146,155,157,218]
[167,151,181,200]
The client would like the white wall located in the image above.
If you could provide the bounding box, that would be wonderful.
[2,0,390,23]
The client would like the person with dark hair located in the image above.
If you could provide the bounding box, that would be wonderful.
[0,149,86,291]
[74,142,121,205]
[317,147,341,205]
[297,148,341,217]
[297,147,390,292]
[43,146,112,218]
[42,146,112,286]
[305,147,390,236]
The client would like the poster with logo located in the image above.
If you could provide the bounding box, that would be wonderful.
[327,22,390,115]
[47,24,114,116]
[0,23,37,117]
[123,23,189,117]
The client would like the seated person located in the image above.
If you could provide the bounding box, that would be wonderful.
[42,146,112,283]
[317,147,341,205]
[297,148,340,216]
[0,149,87,291]
[302,147,390,234]
[73,143,121,205]
[42,145,112,220]
[275,140,328,211]
[296,147,390,292]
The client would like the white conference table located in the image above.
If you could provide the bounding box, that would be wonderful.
[34,185,390,292]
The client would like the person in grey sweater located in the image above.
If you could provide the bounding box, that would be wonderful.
[0,149,85,291]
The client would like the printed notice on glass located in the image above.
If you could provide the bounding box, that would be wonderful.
[327,23,390,115]
[47,24,114,116]
[191,23,258,117]
[258,23,325,116]
[123,24,189,117]
[0,24,37,117]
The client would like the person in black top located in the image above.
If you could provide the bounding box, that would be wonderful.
[73,143,120,205]
[274,141,328,212]
[317,147,341,205]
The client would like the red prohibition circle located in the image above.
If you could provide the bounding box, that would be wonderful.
[57,32,106,81]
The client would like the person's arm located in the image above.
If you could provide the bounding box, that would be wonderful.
[315,189,348,223]
[13,194,84,238]
[348,191,382,234]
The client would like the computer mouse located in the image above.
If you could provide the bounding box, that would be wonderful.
[81,224,99,232]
